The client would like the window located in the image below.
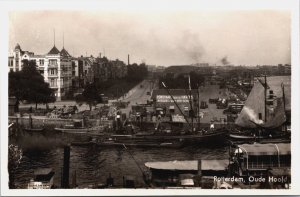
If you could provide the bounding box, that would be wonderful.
[39,59,44,66]
[49,59,57,65]
[50,69,56,75]
[50,79,55,87]
[169,106,175,113]
[258,113,262,120]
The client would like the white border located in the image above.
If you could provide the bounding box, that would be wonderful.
[1,0,299,196]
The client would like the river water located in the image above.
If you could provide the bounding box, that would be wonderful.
[11,131,229,189]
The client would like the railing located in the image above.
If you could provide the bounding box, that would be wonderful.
[48,63,58,67]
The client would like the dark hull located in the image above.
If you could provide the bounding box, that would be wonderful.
[110,130,228,145]
[24,128,44,132]
[54,126,103,134]
[96,141,183,148]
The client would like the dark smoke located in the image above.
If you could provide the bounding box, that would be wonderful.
[221,56,230,65]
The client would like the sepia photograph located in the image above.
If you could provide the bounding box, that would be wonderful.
[1,0,300,196]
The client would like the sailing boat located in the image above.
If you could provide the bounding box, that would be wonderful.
[230,76,290,142]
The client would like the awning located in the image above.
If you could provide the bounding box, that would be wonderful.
[201,160,229,171]
[145,160,198,171]
[237,143,290,156]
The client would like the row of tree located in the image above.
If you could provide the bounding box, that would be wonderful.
[126,63,148,83]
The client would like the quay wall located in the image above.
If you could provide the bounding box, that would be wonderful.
[8,116,113,130]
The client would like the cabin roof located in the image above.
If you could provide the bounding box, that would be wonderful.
[237,143,290,156]
[201,159,229,171]
[269,168,291,176]
[145,160,198,171]
[34,168,53,175]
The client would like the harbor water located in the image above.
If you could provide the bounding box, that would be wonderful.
[11,131,229,188]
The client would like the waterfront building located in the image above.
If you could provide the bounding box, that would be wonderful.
[151,89,198,119]
[8,43,73,101]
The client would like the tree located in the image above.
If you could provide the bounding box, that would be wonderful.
[9,60,56,110]
[75,82,102,111]
[8,144,22,189]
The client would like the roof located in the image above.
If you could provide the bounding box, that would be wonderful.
[201,159,229,171]
[47,46,60,55]
[33,55,45,58]
[15,43,21,50]
[151,89,198,100]
[34,168,53,175]
[237,143,290,156]
[145,160,198,171]
[60,48,71,57]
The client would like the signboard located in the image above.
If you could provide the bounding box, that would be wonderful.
[172,115,186,123]
[157,95,193,103]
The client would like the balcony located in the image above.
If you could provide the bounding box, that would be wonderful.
[48,74,58,78]
[48,63,58,68]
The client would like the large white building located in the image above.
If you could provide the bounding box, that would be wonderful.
[8,43,73,101]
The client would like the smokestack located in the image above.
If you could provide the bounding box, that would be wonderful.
[61,145,70,188]
[128,54,130,65]
[99,53,101,58]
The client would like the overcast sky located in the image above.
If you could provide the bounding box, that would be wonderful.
[9,10,290,66]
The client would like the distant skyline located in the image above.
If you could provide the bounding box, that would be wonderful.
[9,10,290,66]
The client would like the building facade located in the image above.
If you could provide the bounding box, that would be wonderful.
[8,43,73,101]
[151,89,198,119]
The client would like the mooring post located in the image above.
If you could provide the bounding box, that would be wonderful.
[62,145,70,188]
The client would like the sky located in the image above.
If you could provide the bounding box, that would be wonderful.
[9,10,291,66]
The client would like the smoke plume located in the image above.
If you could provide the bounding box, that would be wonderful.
[221,56,230,65]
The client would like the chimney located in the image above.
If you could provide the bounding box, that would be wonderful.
[128,54,130,66]
[99,53,102,58]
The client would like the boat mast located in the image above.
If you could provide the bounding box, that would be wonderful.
[281,83,287,132]
[161,82,192,130]
[196,83,200,130]
[264,75,267,123]
[188,75,194,132]
[184,75,194,131]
